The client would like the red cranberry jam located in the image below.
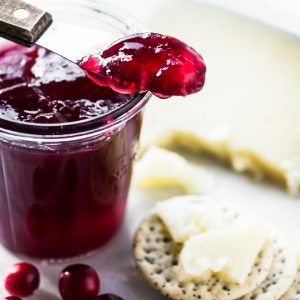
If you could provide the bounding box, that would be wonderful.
[0,44,143,258]
[80,33,206,99]
[0,44,129,123]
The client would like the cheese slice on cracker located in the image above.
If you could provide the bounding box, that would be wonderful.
[153,196,237,243]
[179,215,269,284]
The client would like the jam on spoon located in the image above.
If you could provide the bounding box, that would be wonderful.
[80,32,206,99]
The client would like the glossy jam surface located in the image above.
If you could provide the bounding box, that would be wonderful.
[0,44,142,258]
[80,33,206,99]
[0,44,129,123]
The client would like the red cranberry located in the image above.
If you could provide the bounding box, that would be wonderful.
[3,297,22,300]
[95,294,124,300]
[80,32,206,99]
[4,262,39,297]
[59,264,100,300]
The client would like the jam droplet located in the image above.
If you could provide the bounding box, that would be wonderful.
[80,33,206,99]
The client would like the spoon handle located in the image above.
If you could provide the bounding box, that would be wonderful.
[0,0,52,46]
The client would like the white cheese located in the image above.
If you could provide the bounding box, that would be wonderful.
[153,196,236,243]
[179,215,269,284]
[133,147,215,194]
[141,1,300,195]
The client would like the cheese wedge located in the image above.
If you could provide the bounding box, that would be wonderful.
[153,196,237,243]
[133,146,215,194]
[142,1,300,195]
[179,215,269,284]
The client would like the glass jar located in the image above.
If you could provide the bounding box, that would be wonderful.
[0,0,151,259]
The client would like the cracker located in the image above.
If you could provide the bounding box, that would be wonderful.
[278,262,300,300]
[133,214,274,300]
[240,236,297,300]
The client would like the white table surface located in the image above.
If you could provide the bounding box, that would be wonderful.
[1,0,300,299]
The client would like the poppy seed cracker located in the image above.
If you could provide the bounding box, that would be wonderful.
[133,214,274,300]
[278,261,300,300]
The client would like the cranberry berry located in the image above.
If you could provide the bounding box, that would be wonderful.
[59,264,100,300]
[3,297,22,300]
[95,294,124,300]
[4,262,39,297]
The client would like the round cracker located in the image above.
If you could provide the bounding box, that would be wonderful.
[133,214,273,300]
[241,236,297,300]
[278,262,300,300]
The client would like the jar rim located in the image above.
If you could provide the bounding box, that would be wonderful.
[0,0,151,139]
[0,92,151,141]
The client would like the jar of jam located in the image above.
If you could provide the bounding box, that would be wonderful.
[0,0,151,259]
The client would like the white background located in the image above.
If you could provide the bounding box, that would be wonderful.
[1,0,300,299]
[109,0,300,37]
